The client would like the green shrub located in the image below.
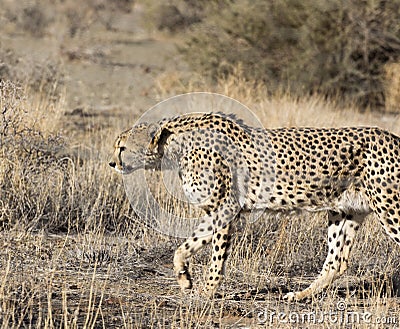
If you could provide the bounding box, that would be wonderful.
[180,0,400,107]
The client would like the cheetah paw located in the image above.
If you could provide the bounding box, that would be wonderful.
[177,270,193,290]
[283,292,297,302]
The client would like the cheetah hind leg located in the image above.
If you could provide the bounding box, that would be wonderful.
[284,211,366,301]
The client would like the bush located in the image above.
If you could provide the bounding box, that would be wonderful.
[0,80,132,232]
[0,81,64,228]
[0,46,64,99]
[180,0,400,107]
[142,0,211,32]
[19,4,50,37]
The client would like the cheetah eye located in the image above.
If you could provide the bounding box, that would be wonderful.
[119,146,126,151]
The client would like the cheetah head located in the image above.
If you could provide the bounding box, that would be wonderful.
[109,123,172,174]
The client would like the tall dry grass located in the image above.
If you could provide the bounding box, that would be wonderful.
[1,70,400,327]
[384,62,400,114]
[0,80,130,233]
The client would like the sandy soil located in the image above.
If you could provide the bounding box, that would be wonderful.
[0,2,184,117]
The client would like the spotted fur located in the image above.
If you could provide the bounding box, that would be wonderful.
[110,112,400,301]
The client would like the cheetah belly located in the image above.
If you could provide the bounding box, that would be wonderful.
[248,181,371,214]
[335,189,371,214]
[248,194,371,214]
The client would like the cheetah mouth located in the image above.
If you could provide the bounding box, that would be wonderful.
[119,159,161,175]
[111,163,140,175]
[120,164,141,175]
[119,166,135,175]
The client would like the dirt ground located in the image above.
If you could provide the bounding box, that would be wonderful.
[0,1,184,117]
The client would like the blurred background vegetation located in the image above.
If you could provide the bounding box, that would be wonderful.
[1,0,400,110]
[146,0,400,109]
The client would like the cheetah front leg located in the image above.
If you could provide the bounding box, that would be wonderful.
[174,209,236,296]
[204,222,233,296]
[284,211,366,301]
[173,217,213,291]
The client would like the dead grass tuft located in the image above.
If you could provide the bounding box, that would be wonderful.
[384,62,400,113]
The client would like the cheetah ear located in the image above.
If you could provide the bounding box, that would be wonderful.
[156,128,173,155]
[148,124,173,155]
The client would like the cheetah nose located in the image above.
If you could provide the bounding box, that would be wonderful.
[109,161,116,168]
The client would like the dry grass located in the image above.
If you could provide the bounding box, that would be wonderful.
[384,62,400,114]
[1,71,400,328]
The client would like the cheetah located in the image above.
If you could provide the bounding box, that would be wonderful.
[109,112,400,301]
